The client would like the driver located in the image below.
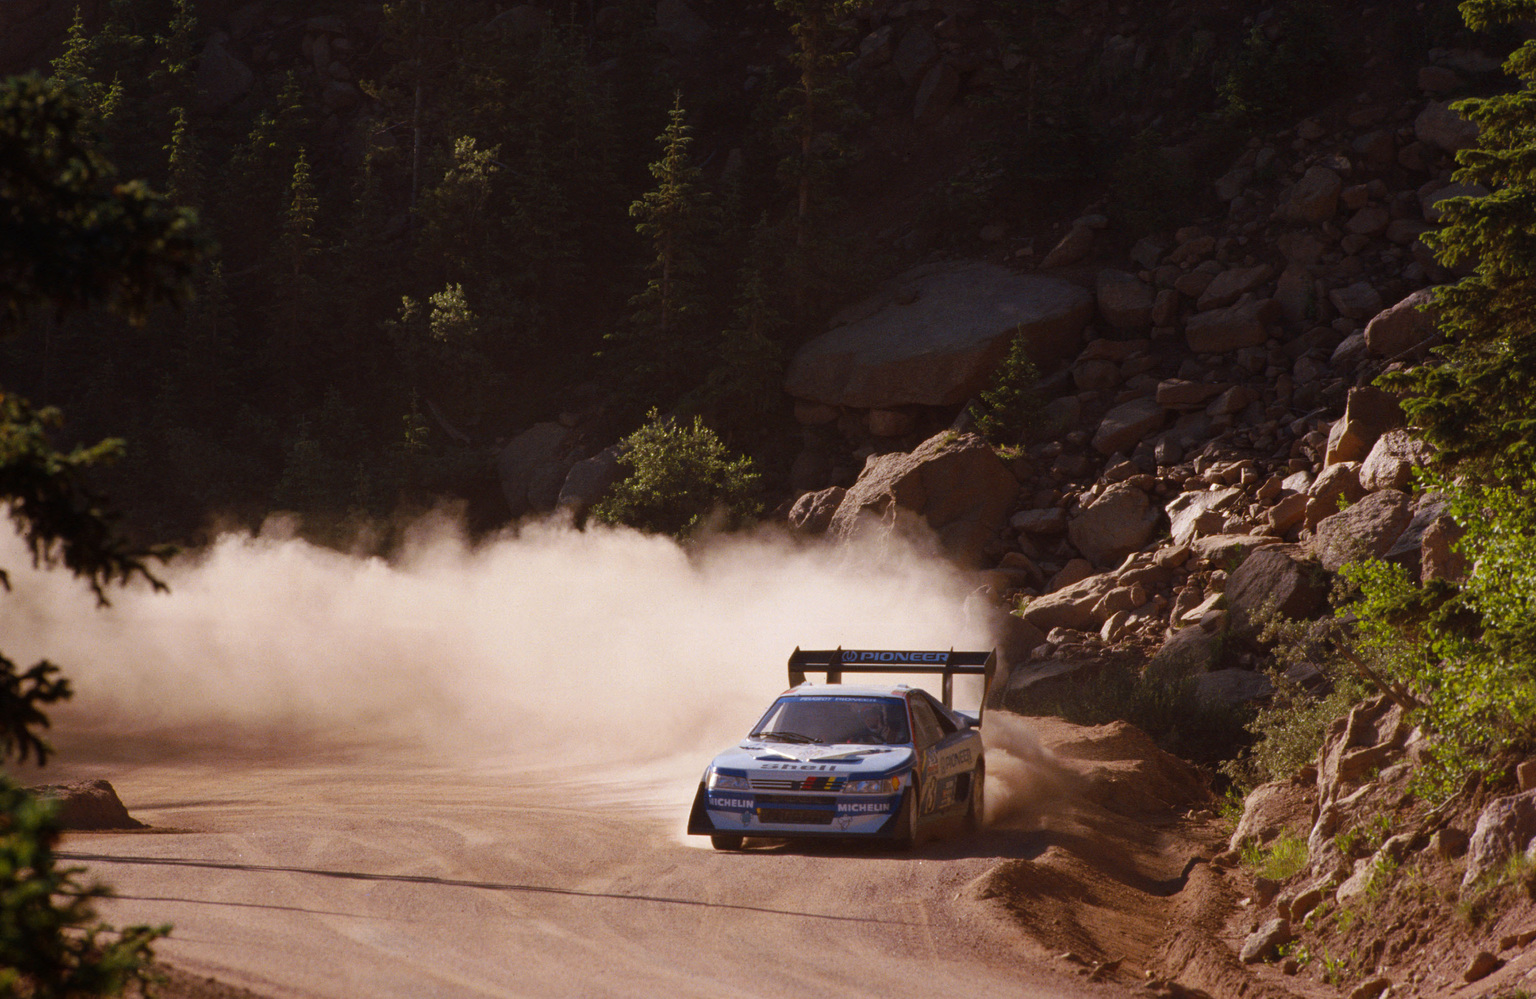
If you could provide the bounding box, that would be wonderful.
[850,703,899,744]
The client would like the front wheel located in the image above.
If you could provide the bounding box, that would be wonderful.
[965,759,986,833]
[710,834,744,851]
[892,782,921,850]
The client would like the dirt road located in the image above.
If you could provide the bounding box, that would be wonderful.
[37,741,1133,999]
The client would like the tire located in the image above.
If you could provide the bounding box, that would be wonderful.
[964,759,986,834]
[893,782,921,850]
[710,834,744,851]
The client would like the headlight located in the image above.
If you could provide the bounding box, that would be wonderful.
[843,776,901,794]
[708,769,751,791]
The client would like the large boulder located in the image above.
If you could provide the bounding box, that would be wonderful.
[1311,489,1414,572]
[1229,778,1316,851]
[1225,547,1328,642]
[913,62,960,125]
[787,486,846,534]
[1193,669,1275,710]
[1166,487,1242,545]
[1315,698,1410,808]
[1095,269,1154,329]
[1416,99,1480,153]
[1422,515,1468,583]
[1324,386,1405,466]
[1364,289,1439,360]
[784,262,1092,409]
[1305,462,1365,527]
[1196,264,1273,312]
[827,431,1018,566]
[1283,165,1343,223]
[1359,430,1431,492]
[1067,482,1161,567]
[557,447,620,516]
[1463,790,1536,889]
[1021,571,1118,632]
[497,422,577,517]
[196,33,255,113]
[1184,297,1281,354]
[1147,625,1224,678]
[1091,396,1167,456]
[1384,494,1448,575]
[1328,281,1385,322]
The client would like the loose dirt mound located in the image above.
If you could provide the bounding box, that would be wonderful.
[973,713,1312,997]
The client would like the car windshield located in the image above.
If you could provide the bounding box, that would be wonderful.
[750,696,911,746]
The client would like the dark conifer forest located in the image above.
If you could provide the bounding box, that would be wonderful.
[1,0,863,542]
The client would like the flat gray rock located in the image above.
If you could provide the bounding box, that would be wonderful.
[784,262,1092,408]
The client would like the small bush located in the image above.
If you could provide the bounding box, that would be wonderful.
[1241,831,1309,880]
[1108,130,1200,235]
[969,330,1041,446]
[592,410,761,538]
[0,777,168,996]
[1004,660,1253,766]
[1216,1,1341,123]
[1223,673,1369,790]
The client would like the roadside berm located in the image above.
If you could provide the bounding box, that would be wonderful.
[970,711,1536,999]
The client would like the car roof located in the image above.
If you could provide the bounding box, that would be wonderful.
[780,683,910,699]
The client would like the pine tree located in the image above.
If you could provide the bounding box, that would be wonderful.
[273,147,323,414]
[418,136,502,285]
[695,220,788,437]
[0,76,200,995]
[773,0,863,319]
[164,105,202,208]
[630,97,712,339]
[49,7,124,128]
[1387,1,1536,477]
[150,0,198,109]
[601,95,720,414]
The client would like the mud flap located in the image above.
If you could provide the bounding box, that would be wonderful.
[876,787,917,842]
[686,783,714,836]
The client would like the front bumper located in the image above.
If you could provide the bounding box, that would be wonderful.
[686,782,907,839]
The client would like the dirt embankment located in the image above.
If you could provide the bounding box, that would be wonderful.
[972,710,1536,999]
[975,713,1284,998]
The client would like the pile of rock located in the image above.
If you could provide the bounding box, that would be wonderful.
[767,75,1496,710]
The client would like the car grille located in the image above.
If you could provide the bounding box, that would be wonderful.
[752,794,836,825]
[753,794,829,806]
[757,807,836,825]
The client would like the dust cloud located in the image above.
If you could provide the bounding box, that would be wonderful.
[0,514,999,768]
[981,713,1082,829]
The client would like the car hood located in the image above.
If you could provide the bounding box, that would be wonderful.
[710,742,915,775]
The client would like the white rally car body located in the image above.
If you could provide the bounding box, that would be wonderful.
[687,649,995,849]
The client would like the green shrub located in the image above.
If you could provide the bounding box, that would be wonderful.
[592,410,761,537]
[1004,660,1253,766]
[968,330,1041,446]
[1223,673,1370,790]
[1107,130,1200,236]
[1341,473,1536,799]
[1216,1,1341,123]
[1241,831,1309,881]
[0,778,167,996]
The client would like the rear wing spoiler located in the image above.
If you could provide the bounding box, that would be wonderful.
[787,648,1000,714]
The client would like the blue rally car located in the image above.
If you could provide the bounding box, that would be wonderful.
[687,648,996,850]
